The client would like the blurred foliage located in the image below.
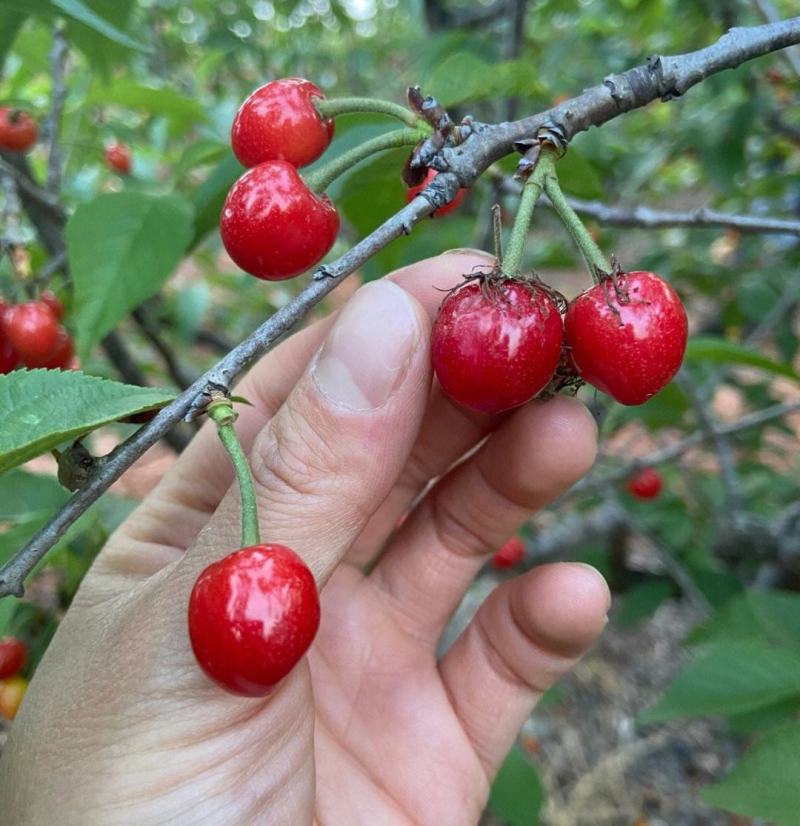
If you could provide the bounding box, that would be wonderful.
[1,0,800,822]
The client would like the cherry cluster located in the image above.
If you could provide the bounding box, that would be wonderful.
[220,78,339,280]
[432,269,688,415]
[0,636,28,721]
[1,294,74,373]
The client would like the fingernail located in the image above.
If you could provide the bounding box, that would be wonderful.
[443,248,496,261]
[312,281,420,411]
[575,562,612,611]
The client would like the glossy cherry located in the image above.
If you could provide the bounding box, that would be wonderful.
[37,326,74,370]
[431,277,563,414]
[188,543,320,696]
[405,169,467,217]
[0,108,37,152]
[564,271,687,406]
[39,290,63,320]
[104,142,132,175]
[3,302,59,365]
[490,536,526,569]
[231,78,334,169]
[626,467,662,500]
[220,160,339,280]
[0,637,26,680]
[0,675,27,721]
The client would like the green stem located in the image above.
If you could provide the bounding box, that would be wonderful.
[315,97,422,129]
[208,401,260,548]
[543,172,612,280]
[501,152,555,278]
[304,128,427,194]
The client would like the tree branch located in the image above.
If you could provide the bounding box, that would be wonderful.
[2,18,800,597]
[44,25,68,196]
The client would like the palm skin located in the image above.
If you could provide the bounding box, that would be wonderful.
[0,252,608,825]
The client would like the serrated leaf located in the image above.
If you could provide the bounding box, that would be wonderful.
[49,0,148,51]
[685,337,799,380]
[68,193,194,359]
[701,723,800,825]
[640,641,800,723]
[487,745,543,826]
[0,470,68,521]
[0,370,174,473]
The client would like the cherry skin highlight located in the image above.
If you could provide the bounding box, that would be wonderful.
[405,169,467,217]
[3,302,59,365]
[431,278,563,415]
[0,637,27,680]
[220,160,339,280]
[564,271,688,406]
[626,467,662,499]
[490,536,526,569]
[231,78,334,169]
[104,142,131,175]
[0,108,37,152]
[188,544,321,697]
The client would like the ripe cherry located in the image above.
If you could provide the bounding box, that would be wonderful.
[104,142,132,175]
[188,543,320,696]
[231,78,334,169]
[39,290,63,320]
[0,675,28,721]
[431,277,563,414]
[490,536,526,569]
[0,336,18,373]
[0,108,37,152]
[220,160,339,280]
[564,271,687,406]
[3,302,59,365]
[405,169,467,217]
[38,326,74,370]
[626,467,662,499]
[0,637,26,680]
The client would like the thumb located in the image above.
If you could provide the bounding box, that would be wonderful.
[170,278,431,592]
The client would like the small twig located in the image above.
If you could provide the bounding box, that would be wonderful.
[44,25,68,196]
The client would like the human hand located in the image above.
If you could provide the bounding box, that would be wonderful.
[0,251,609,825]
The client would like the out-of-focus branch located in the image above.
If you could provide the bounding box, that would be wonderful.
[131,305,197,391]
[44,25,68,195]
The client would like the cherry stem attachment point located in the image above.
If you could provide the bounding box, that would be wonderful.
[207,397,260,548]
[315,97,423,129]
[303,127,429,194]
[543,170,612,281]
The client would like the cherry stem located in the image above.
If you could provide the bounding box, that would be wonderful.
[315,97,423,129]
[500,152,554,278]
[543,169,612,281]
[208,398,260,548]
[303,128,428,194]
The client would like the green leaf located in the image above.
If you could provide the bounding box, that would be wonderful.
[68,192,194,359]
[0,10,27,69]
[0,370,174,473]
[190,153,244,248]
[640,642,800,723]
[49,0,148,51]
[701,722,800,825]
[0,470,68,521]
[65,0,135,75]
[557,148,604,199]
[85,81,208,129]
[614,579,672,628]
[487,745,543,826]
[685,337,800,381]
[0,596,18,638]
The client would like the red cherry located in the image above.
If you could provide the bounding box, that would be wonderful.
[0,637,27,680]
[564,271,688,406]
[36,326,74,370]
[188,543,320,696]
[0,336,18,373]
[231,78,334,169]
[431,278,564,414]
[626,467,662,499]
[405,169,467,217]
[0,108,37,152]
[39,290,63,320]
[3,302,59,365]
[490,536,526,569]
[104,142,132,175]
[220,160,339,280]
